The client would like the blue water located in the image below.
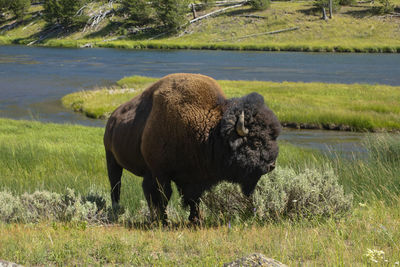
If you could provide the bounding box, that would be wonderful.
[2,45,397,151]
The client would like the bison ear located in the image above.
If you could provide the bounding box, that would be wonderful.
[241,92,265,110]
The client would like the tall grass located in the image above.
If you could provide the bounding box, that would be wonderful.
[0,119,322,215]
[0,119,144,212]
[335,134,400,202]
[1,118,399,212]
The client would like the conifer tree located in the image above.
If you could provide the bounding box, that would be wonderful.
[9,0,31,20]
[0,0,9,21]
[122,0,153,26]
[152,0,189,32]
[43,0,87,27]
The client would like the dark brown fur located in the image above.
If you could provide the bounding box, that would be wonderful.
[104,73,281,221]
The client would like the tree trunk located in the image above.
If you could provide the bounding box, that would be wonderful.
[191,3,197,19]
[329,0,333,19]
[322,7,328,20]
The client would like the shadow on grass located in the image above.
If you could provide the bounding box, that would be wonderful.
[84,21,123,39]
[223,6,263,17]
[298,7,322,16]
[12,22,85,45]
[123,220,212,231]
[343,8,376,18]
[0,11,42,33]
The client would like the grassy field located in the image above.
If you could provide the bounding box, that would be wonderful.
[62,75,400,132]
[0,118,399,265]
[0,1,400,52]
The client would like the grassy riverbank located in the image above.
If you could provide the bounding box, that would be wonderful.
[0,1,400,52]
[62,75,400,132]
[0,118,399,265]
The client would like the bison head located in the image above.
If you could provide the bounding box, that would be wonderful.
[220,92,281,195]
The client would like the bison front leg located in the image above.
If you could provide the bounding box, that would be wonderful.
[180,186,202,223]
[187,198,201,223]
[142,174,172,223]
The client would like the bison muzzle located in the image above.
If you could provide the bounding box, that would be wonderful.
[104,73,281,222]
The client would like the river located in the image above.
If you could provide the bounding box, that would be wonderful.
[2,45,399,152]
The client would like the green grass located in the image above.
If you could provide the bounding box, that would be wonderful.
[1,2,400,52]
[62,75,400,132]
[0,118,320,206]
[0,118,325,216]
[0,119,400,265]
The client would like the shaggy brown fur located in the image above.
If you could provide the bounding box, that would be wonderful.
[104,73,281,222]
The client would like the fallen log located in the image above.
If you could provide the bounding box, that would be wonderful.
[238,14,267,19]
[190,0,248,8]
[190,1,248,24]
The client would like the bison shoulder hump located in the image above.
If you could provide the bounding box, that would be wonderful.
[150,74,226,139]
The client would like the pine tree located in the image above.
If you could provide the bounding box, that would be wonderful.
[0,0,10,20]
[152,0,189,32]
[122,0,153,26]
[43,0,87,27]
[9,0,31,20]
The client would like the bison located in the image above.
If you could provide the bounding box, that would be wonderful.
[104,73,281,222]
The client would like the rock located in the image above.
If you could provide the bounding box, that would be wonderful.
[223,253,288,267]
[0,260,23,267]
[80,43,93,48]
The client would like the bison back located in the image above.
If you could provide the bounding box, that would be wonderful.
[104,82,160,176]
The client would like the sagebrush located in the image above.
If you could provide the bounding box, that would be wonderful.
[0,166,352,225]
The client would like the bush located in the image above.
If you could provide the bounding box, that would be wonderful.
[152,0,189,33]
[0,191,22,223]
[0,188,111,224]
[249,0,271,11]
[201,166,353,224]
[0,168,352,225]
[122,0,153,26]
[372,0,395,14]
[9,0,30,20]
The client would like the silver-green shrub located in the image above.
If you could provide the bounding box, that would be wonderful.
[20,190,64,222]
[0,188,113,224]
[0,166,352,225]
[200,166,352,224]
[200,182,253,223]
[253,166,353,220]
[0,191,22,223]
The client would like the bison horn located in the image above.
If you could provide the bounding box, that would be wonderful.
[236,111,249,137]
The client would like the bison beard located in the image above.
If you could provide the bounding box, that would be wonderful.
[104,73,281,222]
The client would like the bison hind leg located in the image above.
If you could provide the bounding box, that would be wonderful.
[106,150,123,208]
[142,174,172,223]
